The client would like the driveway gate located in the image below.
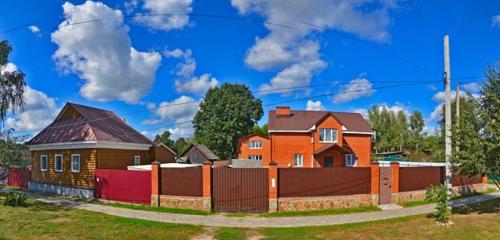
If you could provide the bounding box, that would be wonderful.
[212,168,268,212]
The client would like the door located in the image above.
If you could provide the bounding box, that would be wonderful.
[324,156,333,168]
[212,168,269,212]
[379,167,392,204]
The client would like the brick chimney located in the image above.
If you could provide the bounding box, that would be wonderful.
[275,106,291,117]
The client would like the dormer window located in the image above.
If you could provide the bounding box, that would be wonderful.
[248,141,262,149]
[319,128,338,143]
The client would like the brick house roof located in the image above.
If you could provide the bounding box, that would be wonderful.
[268,110,374,133]
[27,103,152,145]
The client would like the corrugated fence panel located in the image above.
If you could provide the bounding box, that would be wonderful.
[7,168,31,189]
[278,168,371,197]
[399,167,442,192]
[95,169,151,204]
[452,175,482,186]
[212,168,269,213]
[161,168,203,197]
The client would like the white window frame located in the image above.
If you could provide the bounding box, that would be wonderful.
[248,155,262,161]
[248,140,263,149]
[319,128,338,143]
[40,155,48,171]
[54,154,63,172]
[294,154,304,167]
[71,154,81,173]
[134,155,141,166]
[345,154,357,167]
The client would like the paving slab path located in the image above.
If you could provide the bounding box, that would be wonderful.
[23,191,500,228]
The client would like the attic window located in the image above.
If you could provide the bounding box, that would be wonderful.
[319,128,338,143]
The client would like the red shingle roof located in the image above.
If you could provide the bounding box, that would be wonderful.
[27,103,152,145]
[268,110,373,133]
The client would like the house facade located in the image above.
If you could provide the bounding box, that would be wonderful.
[237,106,374,168]
[26,103,172,198]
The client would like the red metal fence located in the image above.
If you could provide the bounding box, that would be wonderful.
[399,167,442,192]
[95,169,151,204]
[278,167,371,197]
[161,168,203,197]
[7,168,31,189]
[453,175,482,186]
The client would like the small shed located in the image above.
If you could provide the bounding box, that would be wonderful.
[178,143,219,165]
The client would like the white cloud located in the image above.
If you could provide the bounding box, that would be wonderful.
[492,14,500,28]
[333,76,375,103]
[0,63,18,74]
[135,0,192,31]
[164,48,218,94]
[352,108,368,119]
[377,103,408,115]
[429,103,443,122]
[28,25,41,36]
[461,82,480,93]
[51,1,161,103]
[6,86,59,132]
[306,100,326,111]
[232,0,396,95]
[432,90,477,102]
[144,95,199,139]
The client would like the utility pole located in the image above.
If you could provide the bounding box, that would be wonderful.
[444,35,453,195]
[455,83,460,154]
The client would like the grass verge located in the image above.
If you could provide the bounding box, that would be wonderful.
[101,201,213,215]
[262,205,380,217]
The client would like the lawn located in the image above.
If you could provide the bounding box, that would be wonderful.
[262,205,380,217]
[101,201,213,215]
[0,195,498,240]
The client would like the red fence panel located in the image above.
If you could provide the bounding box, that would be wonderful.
[161,168,203,197]
[278,168,371,197]
[452,175,482,186]
[95,169,151,204]
[7,168,31,189]
[399,167,442,192]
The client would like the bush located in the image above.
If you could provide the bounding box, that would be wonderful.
[425,184,450,223]
[3,191,28,207]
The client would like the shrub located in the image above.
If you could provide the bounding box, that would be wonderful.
[3,191,28,207]
[425,184,450,223]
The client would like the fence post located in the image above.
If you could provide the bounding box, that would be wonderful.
[151,161,160,207]
[481,175,488,184]
[370,162,380,205]
[202,161,212,212]
[268,162,278,212]
[391,162,400,193]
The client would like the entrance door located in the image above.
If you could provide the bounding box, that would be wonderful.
[324,156,333,167]
[379,167,392,204]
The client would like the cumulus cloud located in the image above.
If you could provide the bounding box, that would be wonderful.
[51,1,161,103]
[492,14,500,28]
[432,90,477,102]
[164,48,218,95]
[135,0,193,31]
[306,100,326,111]
[6,86,59,132]
[333,76,375,103]
[352,108,368,119]
[461,82,481,93]
[0,63,18,74]
[231,0,396,94]
[144,95,199,139]
[28,25,41,36]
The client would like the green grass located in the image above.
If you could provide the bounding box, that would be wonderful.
[262,205,380,217]
[0,200,202,240]
[214,228,248,240]
[101,201,213,215]
[401,200,430,207]
[401,188,498,207]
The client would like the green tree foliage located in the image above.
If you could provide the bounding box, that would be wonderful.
[154,131,175,149]
[173,137,190,155]
[369,106,411,153]
[252,124,269,137]
[193,83,263,160]
[0,131,30,186]
[425,184,450,224]
[409,111,424,152]
[0,41,25,124]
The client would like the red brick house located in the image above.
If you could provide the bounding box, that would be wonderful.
[238,106,374,168]
[26,102,175,198]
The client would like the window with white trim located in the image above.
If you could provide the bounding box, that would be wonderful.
[71,154,80,173]
[319,128,338,142]
[248,140,262,149]
[345,154,357,167]
[294,154,304,167]
[40,155,48,171]
[55,154,63,172]
[248,155,262,161]
[134,155,141,166]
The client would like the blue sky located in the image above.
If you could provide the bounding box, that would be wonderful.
[1,0,499,140]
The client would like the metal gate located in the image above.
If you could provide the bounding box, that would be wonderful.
[379,167,392,204]
[212,168,269,213]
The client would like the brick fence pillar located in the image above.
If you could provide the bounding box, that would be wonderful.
[370,162,380,205]
[481,175,488,184]
[202,161,212,212]
[151,161,160,206]
[391,162,400,193]
[268,162,278,212]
